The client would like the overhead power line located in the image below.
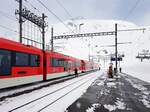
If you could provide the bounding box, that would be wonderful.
[55,0,72,18]
[124,0,141,20]
[99,42,132,47]
[36,0,72,31]
[0,10,17,21]
[0,24,18,33]
[24,0,41,14]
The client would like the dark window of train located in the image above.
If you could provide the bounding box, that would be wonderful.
[30,55,39,66]
[58,59,64,66]
[50,58,65,67]
[0,49,11,75]
[76,62,81,67]
[63,61,68,68]
[15,52,29,66]
[52,58,59,67]
[50,58,53,66]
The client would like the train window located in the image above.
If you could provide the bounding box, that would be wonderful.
[63,61,68,71]
[63,61,68,67]
[30,55,40,66]
[58,59,64,66]
[15,52,29,66]
[50,58,65,67]
[50,58,57,67]
[0,49,11,76]
[75,62,80,67]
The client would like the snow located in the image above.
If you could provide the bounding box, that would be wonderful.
[141,98,150,108]
[0,71,103,112]
[0,78,69,98]
[42,71,101,112]
[104,98,126,111]
[107,82,116,88]
[104,104,117,111]
[86,103,100,112]
[97,81,104,86]
[115,98,126,110]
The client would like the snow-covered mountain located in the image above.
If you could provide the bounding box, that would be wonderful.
[52,19,150,82]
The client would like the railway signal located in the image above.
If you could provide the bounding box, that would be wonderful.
[111,57,123,61]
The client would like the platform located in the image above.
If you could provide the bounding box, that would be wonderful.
[66,73,150,112]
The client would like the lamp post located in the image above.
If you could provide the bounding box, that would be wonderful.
[115,23,118,73]
[88,43,91,61]
[79,23,84,33]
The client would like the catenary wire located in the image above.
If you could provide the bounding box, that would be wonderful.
[124,0,141,20]
[54,0,72,18]
[36,0,72,31]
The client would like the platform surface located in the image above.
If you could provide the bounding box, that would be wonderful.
[66,73,150,112]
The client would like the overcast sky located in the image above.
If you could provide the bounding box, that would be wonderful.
[0,0,150,37]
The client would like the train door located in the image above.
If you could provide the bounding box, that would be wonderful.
[81,60,85,72]
[63,60,68,71]
[68,61,72,74]
[0,49,11,75]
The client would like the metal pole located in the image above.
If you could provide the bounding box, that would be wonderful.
[115,23,118,73]
[42,13,45,51]
[42,13,46,81]
[19,0,23,43]
[88,43,90,61]
[51,27,54,52]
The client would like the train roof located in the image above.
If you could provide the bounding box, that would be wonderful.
[0,37,90,63]
[0,37,42,54]
[47,51,87,62]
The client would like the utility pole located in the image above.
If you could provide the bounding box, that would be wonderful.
[42,13,46,51]
[115,23,118,73]
[51,27,54,52]
[19,0,23,43]
[41,13,47,81]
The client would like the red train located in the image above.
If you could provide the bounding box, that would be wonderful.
[0,37,99,89]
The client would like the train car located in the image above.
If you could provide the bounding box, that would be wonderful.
[45,52,83,80]
[0,37,43,89]
[81,60,99,72]
[67,56,82,74]
[0,37,99,89]
[45,51,70,80]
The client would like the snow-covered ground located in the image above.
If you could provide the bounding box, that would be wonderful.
[0,70,103,112]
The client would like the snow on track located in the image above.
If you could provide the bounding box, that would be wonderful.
[0,73,87,100]
[0,71,103,112]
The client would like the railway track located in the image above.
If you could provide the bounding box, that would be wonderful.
[1,71,101,112]
[0,71,96,101]
[37,75,97,112]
